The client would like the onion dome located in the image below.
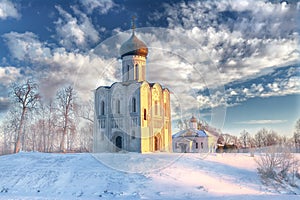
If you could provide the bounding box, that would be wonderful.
[119,32,148,58]
[190,116,197,123]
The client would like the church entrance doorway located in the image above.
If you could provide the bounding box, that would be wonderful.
[154,135,160,151]
[116,136,122,151]
[179,143,187,153]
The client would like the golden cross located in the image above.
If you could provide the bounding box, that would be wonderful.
[131,16,136,31]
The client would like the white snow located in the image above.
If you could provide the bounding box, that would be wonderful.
[0,152,299,200]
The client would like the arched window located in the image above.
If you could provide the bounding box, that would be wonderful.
[132,97,136,113]
[143,109,147,120]
[127,65,130,80]
[135,64,139,80]
[116,99,121,114]
[101,101,105,115]
[154,101,158,115]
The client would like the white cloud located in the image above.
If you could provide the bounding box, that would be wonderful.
[80,0,116,14]
[0,96,9,112]
[2,0,299,121]
[2,32,51,61]
[154,0,299,87]
[0,66,23,85]
[235,119,288,125]
[2,31,117,102]
[142,0,300,113]
[0,0,20,20]
[54,6,100,50]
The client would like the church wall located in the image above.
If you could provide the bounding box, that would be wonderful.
[94,81,172,153]
[127,83,142,152]
[151,84,163,152]
[94,87,111,152]
[94,82,143,153]
[173,137,209,153]
[163,89,172,152]
[138,83,172,153]
[140,82,151,153]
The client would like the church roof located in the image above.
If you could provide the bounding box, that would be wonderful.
[119,32,148,58]
[172,128,208,138]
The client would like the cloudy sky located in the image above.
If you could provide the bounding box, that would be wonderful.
[0,0,299,136]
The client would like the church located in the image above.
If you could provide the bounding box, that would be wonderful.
[93,22,172,153]
[172,116,218,153]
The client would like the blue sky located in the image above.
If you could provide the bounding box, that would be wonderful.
[0,0,299,136]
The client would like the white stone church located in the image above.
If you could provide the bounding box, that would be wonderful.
[93,25,172,153]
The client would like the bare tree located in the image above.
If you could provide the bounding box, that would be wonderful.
[265,130,279,146]
[255,147,300,189]
[76,100,94,152]
[77,100,94,123]
[240,130,251,148]
[10,79,40,153]
[255,128,268,148]
[219,133,236,145]
[56,86,75,152]
[46,100,58,152]
[294,119,300,152]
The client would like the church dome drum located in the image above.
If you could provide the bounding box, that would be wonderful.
[120,32,148,58]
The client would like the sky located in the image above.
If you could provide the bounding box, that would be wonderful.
[0,0,299,137]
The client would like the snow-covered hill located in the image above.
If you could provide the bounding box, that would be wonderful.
[0,152,299,200]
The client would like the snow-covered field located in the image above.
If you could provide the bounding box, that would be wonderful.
[0,152,299,200]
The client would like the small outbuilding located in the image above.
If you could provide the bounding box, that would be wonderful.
[172,116,209,153]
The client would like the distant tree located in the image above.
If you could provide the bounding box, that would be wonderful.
[255,128,268,148]
[56,86,75,152]
[177,120,184,130]
[76,100,94,152]
[217,134,224,145]
[294,119,300,151]
[218,133,237,146]
[239,130,251,148]
[10,79,40,153]
[77,100,94,123]
[265,130,279,146]
[0,109,19,154]
[222,133,234,145]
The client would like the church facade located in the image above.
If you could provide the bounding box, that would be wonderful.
[93,27,172,153]
[172,116,213,153]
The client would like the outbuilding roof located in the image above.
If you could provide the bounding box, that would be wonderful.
[172,128,208,138]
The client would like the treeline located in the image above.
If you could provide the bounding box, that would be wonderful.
[0,79,93,155]
[217,123,300,153]
[177,117,300,153]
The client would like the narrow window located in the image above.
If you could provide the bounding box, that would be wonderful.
[101,101,105,115]
[116,99,121,114]
[100,119,105,128]
[132,131,136,139]
[132,97,136,113]
[196,142,198,149]
[201,142,203,149]
[135,64,139,80]
[155,101,158,115]
[164,103,167,116]
[127,65,130,80]
[143,109,147,120]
